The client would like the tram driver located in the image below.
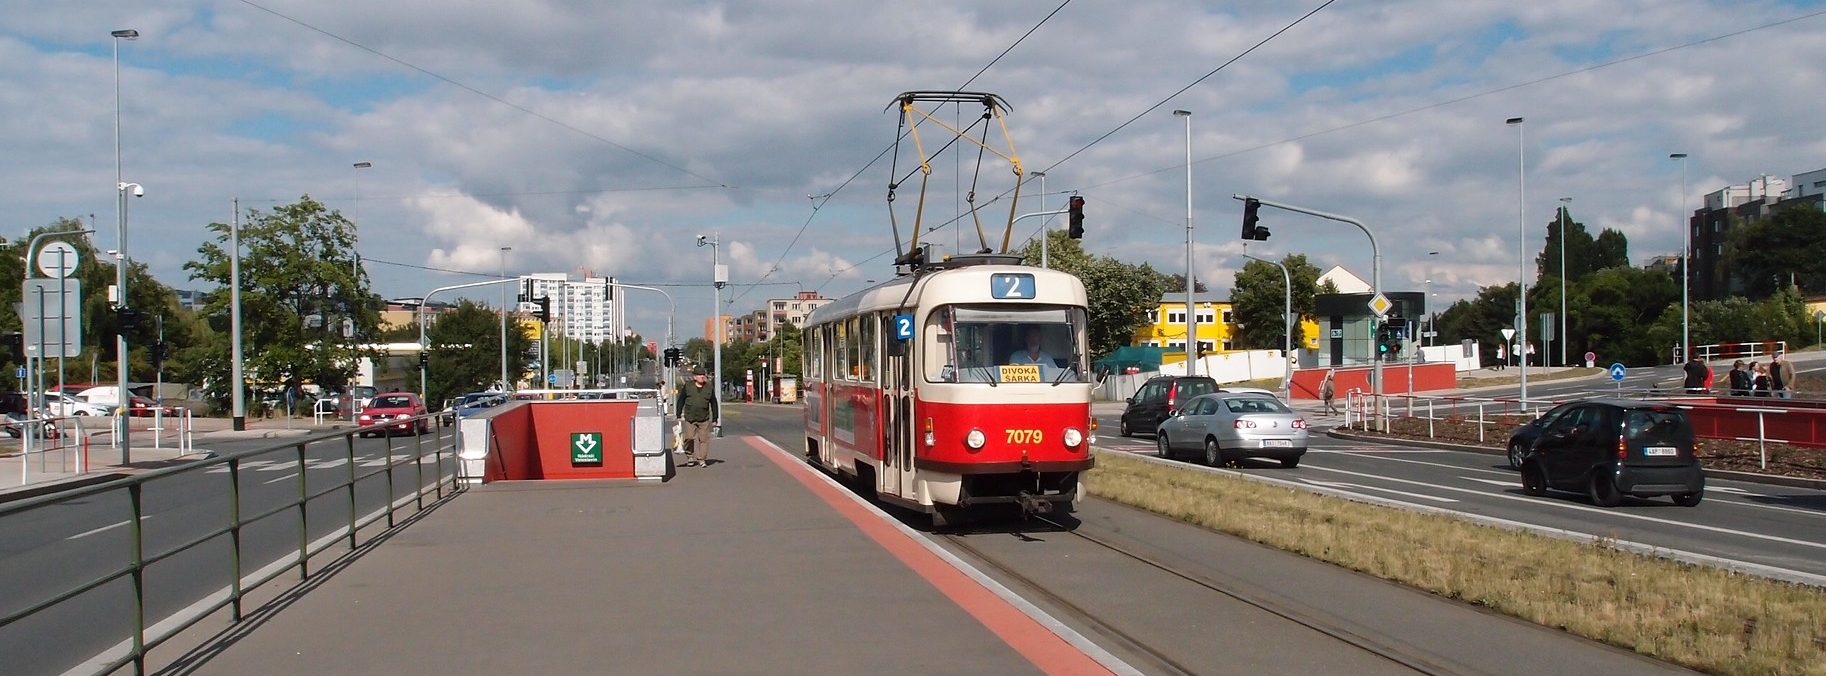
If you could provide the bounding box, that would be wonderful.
[1005,325,1059,367]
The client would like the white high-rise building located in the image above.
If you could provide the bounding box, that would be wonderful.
[525,273,623,344]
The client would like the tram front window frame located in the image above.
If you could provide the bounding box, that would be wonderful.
[923,305,1089,384]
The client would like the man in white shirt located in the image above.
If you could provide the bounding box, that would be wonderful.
[1006,326,1056,366]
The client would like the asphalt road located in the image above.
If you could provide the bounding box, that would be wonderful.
[0,425,461,676]
[1092,406,1826,582]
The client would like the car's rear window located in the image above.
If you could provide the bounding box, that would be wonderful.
[1172,379,1216,401]
[1224,396,1291,414]
[372,395,415,408]
[1623,408,1691,444]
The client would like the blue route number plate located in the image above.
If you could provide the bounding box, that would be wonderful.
[990,273,1036,299]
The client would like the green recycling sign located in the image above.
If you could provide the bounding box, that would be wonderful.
[571,432,604,464]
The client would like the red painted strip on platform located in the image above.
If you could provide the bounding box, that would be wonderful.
[744,436,1113,676]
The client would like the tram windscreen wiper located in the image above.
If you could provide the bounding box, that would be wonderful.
[1051,357,1080,386]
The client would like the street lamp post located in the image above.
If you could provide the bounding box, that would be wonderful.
[698,234,724,426]
[352,161,371,296]
[1425,251,1438,347]
[1033,171,1048,268]
[231,200,246,430]
[1506,116,1529,404]
[1173,110,1196,376]
[1671,153,1690,362]
[1558,197,1571,367]
[111,27,138,458]
[499,246,512,391]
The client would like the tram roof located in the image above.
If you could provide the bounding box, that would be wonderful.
[805,263,1086,326]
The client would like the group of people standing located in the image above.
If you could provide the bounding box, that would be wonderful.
[1687,353,1798,397]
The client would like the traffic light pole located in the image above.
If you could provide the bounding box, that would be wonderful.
[1013,208,1068,268]
[417,279,522,404]
[1233,194,1383,397]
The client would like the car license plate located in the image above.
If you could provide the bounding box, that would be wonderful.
[1261,439,1292,448]
[1643,446,1678,457]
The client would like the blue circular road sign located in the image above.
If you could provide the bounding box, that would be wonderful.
[1609,362,1627,382]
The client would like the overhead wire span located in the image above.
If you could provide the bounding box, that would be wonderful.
[234,0,729,189]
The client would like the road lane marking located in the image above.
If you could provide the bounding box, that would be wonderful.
[1324,452,1515,476]
[1310,448,1448,455]
[1304,465,1826,552]
[1300,478,1457,503]
[262,472,300,485]
[1462,477,1520,488]
[67,515,152,541]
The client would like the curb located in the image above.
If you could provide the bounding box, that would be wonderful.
[0,472,130,505]
[1325,427,1826,491]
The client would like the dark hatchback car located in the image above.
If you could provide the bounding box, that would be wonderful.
[1505,402,1578,469]
[1119,375,1218,436]
[1515,399,1704,507]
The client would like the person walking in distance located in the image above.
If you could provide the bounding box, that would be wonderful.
[676,367,719,468]
[1320,369,1337,415]
[1771,351,1795,399]
[1727,360,1751,397]
[1681,355,1708,394]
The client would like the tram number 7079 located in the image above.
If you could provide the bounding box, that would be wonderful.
[1005,429,1044,444]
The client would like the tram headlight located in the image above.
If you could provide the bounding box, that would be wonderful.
[923,431,936,447]
[965,428,986,450]
[1062,428,1084,448]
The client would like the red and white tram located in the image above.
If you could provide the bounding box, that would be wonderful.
[801,254,1095,523]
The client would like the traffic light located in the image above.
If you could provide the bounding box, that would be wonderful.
[116,308,145,335]
[418,351,429,370]
[1376,322,1406,359]
[1241,198,1269,241]
[534,296,551,322]
[1067,195,1085,239]
[151,341,166,372]
[664,347,682,366]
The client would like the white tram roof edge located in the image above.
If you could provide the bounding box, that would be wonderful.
[805,264,1087,326]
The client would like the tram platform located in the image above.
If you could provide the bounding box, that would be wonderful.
[156,433,1125,675]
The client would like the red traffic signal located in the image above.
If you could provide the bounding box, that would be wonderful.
[1067,195,1085,239]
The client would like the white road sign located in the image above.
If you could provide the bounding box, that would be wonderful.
[36,241,80,278]
[21,278,83,358]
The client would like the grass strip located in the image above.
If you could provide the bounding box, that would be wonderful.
[1085,451,1826,675]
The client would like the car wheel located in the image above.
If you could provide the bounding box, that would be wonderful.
[1672,490,1703,507]
[1119,418,1132,437]
[1521,462,1547,496]
[1588,472,1623,508]
[1155,433,1171,458]
[74,411,89,416]
[1506,441,1527,470]
[1204,438,1222,466]
[1279,455,1301,469]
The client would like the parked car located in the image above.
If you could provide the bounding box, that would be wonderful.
[126,395,178,417]
[1218,386,1281,400]
[1155,392,1309,467]
[1516,399,1704,507]
[357,393,429,437]
[41,392,110,417]
[1118,375,1218,436]
[1505,402,1578,469]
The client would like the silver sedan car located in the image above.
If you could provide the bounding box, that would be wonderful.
[1154,392,1309,467]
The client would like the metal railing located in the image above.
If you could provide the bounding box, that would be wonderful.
[1342,390,1823,470]
[0,412,462,675]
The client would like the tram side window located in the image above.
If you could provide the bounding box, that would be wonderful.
[859,314,876,382]
[805,328,821,380]
[835,321,850,382]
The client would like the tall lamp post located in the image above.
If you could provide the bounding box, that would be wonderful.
[698,234,724,425]
[1425,251,1438,347]
[1506,116,1529,404]
[1032,171,1048,268]
[112,27,138,458]
[1670,153,1689,362]
[352,161,371,292]
[1173,110,1196,376]
[1558,196,1571,367]
[499,246,512,390]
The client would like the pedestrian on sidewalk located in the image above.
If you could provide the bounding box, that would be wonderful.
[1771,351,1795,399]
[1727,360,1751,397]
[1752,362,1772,397]
[1495,344,1506,371]
[676,367,719,468]
[1682,355,1708,394]
[1320,369,1337,415]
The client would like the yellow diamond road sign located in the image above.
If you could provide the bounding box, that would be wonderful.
[1367,292,1392,317]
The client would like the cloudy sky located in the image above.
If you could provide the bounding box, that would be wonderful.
[6,0,1825,341]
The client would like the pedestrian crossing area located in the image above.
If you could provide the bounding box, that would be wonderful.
[201,453,439,473]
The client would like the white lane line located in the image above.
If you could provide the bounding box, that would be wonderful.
[1710,486,1765,497]
[1304,464,1826,552]
[1300,478,1457,503]
[262,472,301,485]
[67,515,153,541]
[1463,477,1521,488]
[1320,451,1515,476]
[1310,448,1449,455]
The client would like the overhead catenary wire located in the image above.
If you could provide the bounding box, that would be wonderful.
[234,0,729,189]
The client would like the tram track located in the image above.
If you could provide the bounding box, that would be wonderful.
[936,509,1458,676]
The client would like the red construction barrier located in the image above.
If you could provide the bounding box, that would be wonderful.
[1290,363,1455,400]
[484,401,640,481]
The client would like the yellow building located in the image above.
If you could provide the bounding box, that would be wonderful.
[1133,294,1320,364]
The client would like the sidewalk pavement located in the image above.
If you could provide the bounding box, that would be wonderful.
[0,415,348,500]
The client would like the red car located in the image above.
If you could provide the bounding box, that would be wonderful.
[357,393,429,437]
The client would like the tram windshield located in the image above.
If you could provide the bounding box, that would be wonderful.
[926,305,1089,384]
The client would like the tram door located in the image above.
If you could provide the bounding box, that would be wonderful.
[880,314,916,498]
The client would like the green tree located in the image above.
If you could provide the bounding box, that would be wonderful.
[1018,230,1164,359]
[1161,273,1207,293]
[1435,283,1519,360]
[1536,206,1630,284]
[185,196,379,407]
[2,217,190,383]
[1229,254,1325,350]
[423,300,532,403]
[1572,266,1679,365]
[1724,205,1826,298]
